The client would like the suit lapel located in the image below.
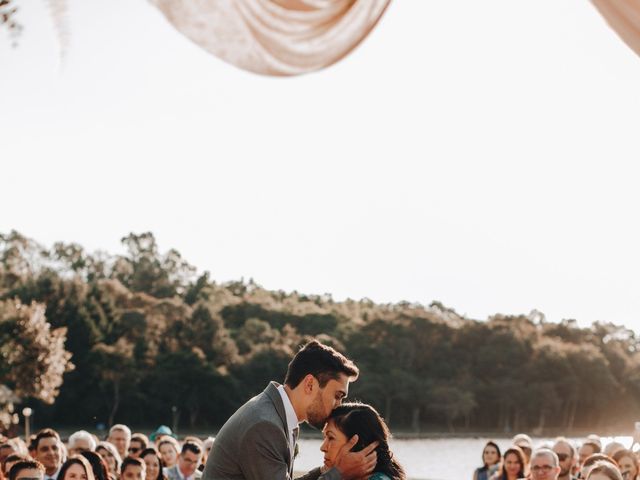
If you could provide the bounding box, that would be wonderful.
[264,381,295,476]
[265,381,289,430]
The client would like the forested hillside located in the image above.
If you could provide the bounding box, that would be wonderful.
[1,231,639,434]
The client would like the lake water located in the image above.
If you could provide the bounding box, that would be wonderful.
[295,436,634,480]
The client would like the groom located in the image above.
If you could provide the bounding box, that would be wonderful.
[203,340,377,480]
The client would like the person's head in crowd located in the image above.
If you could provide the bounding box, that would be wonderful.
[586,461,624,480]
[8,460,45,480]
[95,442,121,477]
[139,449,163,480]
[3,455,28,480]
[120,458,145,480]
[79,452,108,480]
[480,441,501,469]
[106,426,130,460]
[612,450,639,480]
[321,402,405,480]
[27,437,37,459]
[582,454,618,479]
[587,435,603,451]
[33,429,63,477]
[68,432,96,456]
[148,428,174,449]
[175,443,201,479]
[127,435,148,460]
[552,438,576,480]
[512,434,533,464]
[284,340,360,430]
[11,440,28,459]
[604,442,626,459]
[0,443,16,464]
[580,442,602,467]
[530,449,560,480]
[499,446,527,480]
[157,440,179,470]
[201,438,214,466]
[58,456,96,480]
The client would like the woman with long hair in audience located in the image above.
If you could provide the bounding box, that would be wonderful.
[140,449,165,480]
[491,446,526,480]
[612,450,639,480]
[473,441,502,480]
[58,456,96,480]
[320,402,406,480]
[95,442,121,478]
[80,451,110,480]
[157,439,180,470]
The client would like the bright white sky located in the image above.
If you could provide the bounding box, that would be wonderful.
[2,0,640,330]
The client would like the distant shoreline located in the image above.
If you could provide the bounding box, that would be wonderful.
[41,426,635,441]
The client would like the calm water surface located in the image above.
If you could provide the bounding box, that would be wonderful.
[295,436,632,480]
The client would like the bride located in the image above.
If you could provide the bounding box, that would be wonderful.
[320,402,406,480]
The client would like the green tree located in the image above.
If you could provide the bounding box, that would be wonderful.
[115,233,195,298]
[90,338,135,426]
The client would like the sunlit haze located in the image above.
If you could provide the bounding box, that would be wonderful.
[2,0,640,329]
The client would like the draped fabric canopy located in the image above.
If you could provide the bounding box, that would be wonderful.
[591,0,640,57]
[149,0,391,76]
[149,0,639,77]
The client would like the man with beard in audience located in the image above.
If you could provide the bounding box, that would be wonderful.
[578,441,601,470]
[553,438,578,480]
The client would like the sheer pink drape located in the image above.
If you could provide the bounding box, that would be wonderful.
[591,0,640,56]
[150,0,640,76]
[150,0,391,76]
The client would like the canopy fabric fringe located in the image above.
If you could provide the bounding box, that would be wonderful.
[591,0,640,57]
[149,0,391,76]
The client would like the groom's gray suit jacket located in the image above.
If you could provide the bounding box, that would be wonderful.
[202,381,340,480]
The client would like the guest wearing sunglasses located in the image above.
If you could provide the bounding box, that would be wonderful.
[127,436,149,460]
[553,438,578,480]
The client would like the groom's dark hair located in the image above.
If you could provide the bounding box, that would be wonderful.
[284,340,359,388]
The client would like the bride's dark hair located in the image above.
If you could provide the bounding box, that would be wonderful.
[328,402,406,480]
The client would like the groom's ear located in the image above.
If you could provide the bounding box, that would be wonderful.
[302,374,317,394]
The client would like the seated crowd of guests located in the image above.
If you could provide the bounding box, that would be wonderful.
[474,433,639,480]
[0,425,215,480]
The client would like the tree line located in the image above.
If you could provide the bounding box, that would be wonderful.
[1,230,639,435]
